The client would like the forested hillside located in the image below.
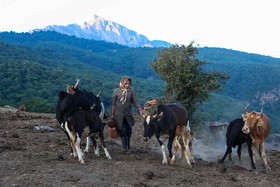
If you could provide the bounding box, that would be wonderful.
[0,39,164,113]
[197,48,280,130]
[0,31,279,132]
[0,31,158,79]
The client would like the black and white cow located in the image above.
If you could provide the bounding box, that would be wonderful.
[81,89,105,153]
[64,109,111,164]
[142,103,192,165]
[56,79,107,161]
[218,118,256,169]
[56,79,105,125]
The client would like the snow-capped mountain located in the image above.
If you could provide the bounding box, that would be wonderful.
[32,14,171,48]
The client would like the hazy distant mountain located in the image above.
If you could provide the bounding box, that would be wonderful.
[32,14,171,48]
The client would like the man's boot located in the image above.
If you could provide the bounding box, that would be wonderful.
[127,136,131,153]
[120,137,130,154]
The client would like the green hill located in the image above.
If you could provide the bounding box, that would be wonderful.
[0,31,279,132]
[0,40,164,113]
[0,31,158,79]
[197,48,280,131]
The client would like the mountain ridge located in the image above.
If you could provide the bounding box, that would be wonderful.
[32,14,171,48]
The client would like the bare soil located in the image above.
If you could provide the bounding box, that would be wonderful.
[0,107,280,187]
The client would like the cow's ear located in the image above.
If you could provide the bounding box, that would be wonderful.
[257,119,264,126]
[157,112,163,121]
[242,114,247,121]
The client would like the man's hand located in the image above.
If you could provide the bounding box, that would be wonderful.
[138,108,143,116]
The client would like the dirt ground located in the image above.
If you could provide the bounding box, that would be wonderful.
[0,107,280,187]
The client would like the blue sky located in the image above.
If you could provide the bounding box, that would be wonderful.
[0,0,279,58]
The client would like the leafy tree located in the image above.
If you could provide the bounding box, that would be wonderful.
[150,43,230,124]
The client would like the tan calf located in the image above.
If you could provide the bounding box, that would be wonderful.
[242,104,271,171]
[170,125,194,168]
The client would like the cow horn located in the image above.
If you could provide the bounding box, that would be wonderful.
[244,104,249,114]
[151,114,157,119]
[259,108,264,118]
[96,91,102,97]
[73,79,80,89]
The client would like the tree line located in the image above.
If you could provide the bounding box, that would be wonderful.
[1,31,280,132]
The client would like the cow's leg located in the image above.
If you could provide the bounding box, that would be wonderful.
[69,138,77,158]
[91,137,100,156]
[219,145,232,163]
[170,137,180,165]
[246,138,256,169]
[260,142,271,171]
[94,139,100,157]
[167,136,174,160]
[237,144,242,159]
[64,121,78,158]
[178,146,183,158]
[74,135,85,164]
[182,136,191,168]
[176,137,182,158]
[61,122,74,155]
[229,150,232,161]
[161,144,168,164]
[156,137,168,164]
[84,137,91,153]
[252,143,258,165]
[188,138,195,164]
[247,142,256,169]
[99,134,112,160]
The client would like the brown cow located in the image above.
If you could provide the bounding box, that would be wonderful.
[242,104,271,171]
[170,123,194,168]
[19,105,25,111]
[142,103,189,164]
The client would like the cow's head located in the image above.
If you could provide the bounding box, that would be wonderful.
[66,79,80,95]
[142,112,163,141]
[242,104,264,134]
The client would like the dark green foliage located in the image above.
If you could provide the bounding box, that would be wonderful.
[150,43,229,123]
[21,97,55,113]
[0,31,158,79]
[0,39,164,113]
[0,31,279,132]
[198,47,280,102]
[196,47,280,132]
[0,99,10,106]
[196,93,246,122]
